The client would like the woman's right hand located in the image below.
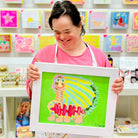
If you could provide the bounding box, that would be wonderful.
[27,64,40,81]
[27,64,40,91]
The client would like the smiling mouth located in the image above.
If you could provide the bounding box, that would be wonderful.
[61,39,71,42]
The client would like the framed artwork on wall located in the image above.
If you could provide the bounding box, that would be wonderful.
[93,0,112,4]
[110,11,129,29]
[126,34,138,52]
[89,11,108,29]
[30,62,118,137]
[103,34,123,52]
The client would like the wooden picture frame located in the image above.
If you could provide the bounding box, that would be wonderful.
[30,62,118,137]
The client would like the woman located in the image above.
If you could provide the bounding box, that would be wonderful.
[26,1,123,137]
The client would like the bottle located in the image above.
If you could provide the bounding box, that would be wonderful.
[108,54,113,67]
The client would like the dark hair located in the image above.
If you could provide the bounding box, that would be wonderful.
[48,0,85,35]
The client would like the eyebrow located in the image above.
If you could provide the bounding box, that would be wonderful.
[54,29,71,32]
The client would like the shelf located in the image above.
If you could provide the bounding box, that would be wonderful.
[120,87,138,96]
[0,88,28,97]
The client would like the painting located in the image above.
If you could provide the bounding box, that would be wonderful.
[0,10,19,28]
[126,34,138,52]
[79,10,88,29]
[30,63,118,137]
[0,34,12,53]
[82,34,100,49]
[44,10,51,29]
[4,0,23,4]
[89,11,108,29]
[110,11,129,29]
[21,10,41,29]
[15,34,34,53]
[93,0,112,4]
[133,12,138,29]
[34,0,53,4]
[103,34,123,52]
[38,34,55,50]
[123,0,138,4]
[69,0,84,4]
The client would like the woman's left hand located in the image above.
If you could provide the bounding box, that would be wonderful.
[112,77,124,94]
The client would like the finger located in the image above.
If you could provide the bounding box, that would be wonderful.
[29,64,39,72]
[35,57,40,62]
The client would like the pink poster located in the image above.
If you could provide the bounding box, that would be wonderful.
[133,12,138,29]
[0,10,18,28]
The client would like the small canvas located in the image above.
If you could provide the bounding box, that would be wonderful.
[83,34,100,49]
[104,34,123,52]
[89,11,108,29]
[126,34,138,52]
[15,34,34,53]
[34,0,53,4]
[21,10,41,29]
[0,10,19,28]
[0,34,12,53]
[44,10,51,29]
[4,0,23,4]
[38,34,55,50]
[133,12,138,29]
[110,11,129,29]
[69,0,84,4]
[123,0,138,4]
[79,11,88,29]
[93,0,112,4]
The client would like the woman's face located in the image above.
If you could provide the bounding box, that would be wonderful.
[52,15,82,50]
[20,102,29,114]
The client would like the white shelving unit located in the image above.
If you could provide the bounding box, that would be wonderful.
[0,88,138,138]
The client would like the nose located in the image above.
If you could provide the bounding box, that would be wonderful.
[60,33,65,41]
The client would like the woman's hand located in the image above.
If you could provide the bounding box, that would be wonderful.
[112,77,124,94]
[27,64,40,81]
[27,63,40,91]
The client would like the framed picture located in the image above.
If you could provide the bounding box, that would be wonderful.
[83,34,100,49]
[89,11,108,29]
[126,34,138,52]
[110,11,129,29]
[133,12,138,29]
[93,0,112,4]
[0,9,19,28]
[30,63,118,137]
[123,0,138,4]
[21,10,41,29]
[103,34,123,52]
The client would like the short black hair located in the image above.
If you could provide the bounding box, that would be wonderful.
[49,0,85,35]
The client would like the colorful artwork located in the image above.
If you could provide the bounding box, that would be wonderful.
[38,34,55,50]
[16,98,34,137]
[123,0,138,4]
[15,34,34,53]
[21,10,41,29]
[0,34,12,53]
[133,12,138,29]
[69,0,84,4]
[110,11,129,29]
[89,11,108,29]
[93,0,112,4]
[126,34,138,52]
[44,10,51,29]
[0,10,19,28]
[4,0,23,4]
[83,34,100,49]
[104,35,123,52]
[79,11,88,29]
[34,0,53,4]
[30,63,118,136]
